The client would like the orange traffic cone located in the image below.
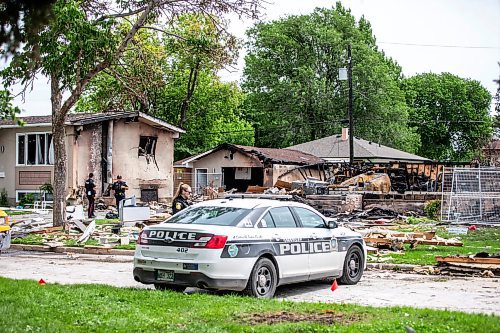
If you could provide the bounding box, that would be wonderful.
[38,279,46,285]
[330,279,338,292]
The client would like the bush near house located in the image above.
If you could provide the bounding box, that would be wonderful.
[424,200,441,220]
[0,188,8,206]
[19,193,35,207]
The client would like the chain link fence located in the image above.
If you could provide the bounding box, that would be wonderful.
[441,167,500,224]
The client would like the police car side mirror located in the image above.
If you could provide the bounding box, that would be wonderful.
[327,220,338,229]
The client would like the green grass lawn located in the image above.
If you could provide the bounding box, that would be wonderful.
[2,209,32,215]
[0,277,497,333]
[369,226,500,265]
[95,218,120,225]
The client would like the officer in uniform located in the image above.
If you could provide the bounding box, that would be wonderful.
[84,173,97,218]
[112,175,129,208]
[172,183,192,214]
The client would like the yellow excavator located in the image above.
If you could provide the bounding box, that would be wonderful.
[0,209,11,251]
[331,171,392,193]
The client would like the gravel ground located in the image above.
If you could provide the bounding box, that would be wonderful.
[1,249,498,315]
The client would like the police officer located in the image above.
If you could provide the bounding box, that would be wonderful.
[172,183,192,214]
[112,175,129,208]
[84,173,97,218]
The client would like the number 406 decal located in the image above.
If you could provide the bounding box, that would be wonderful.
[176,248,188,253]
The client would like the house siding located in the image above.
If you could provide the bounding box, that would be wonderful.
[74,123,103,196]
[0,126,55,204]
[1,116,177,204]
[190,149,263,190]
[111,119,175,201]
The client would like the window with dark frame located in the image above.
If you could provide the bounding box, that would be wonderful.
[138,136,157,157]
[17,133,53,166]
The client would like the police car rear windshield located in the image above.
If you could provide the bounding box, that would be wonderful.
[166,206,251,226]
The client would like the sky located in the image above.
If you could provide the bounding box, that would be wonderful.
[9,0,500,116]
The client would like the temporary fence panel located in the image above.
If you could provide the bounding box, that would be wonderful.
[441,167,500,224]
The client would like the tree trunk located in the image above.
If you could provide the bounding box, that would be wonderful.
[46,1,158,226]
[179,61,200,128]
[51,75,67,227]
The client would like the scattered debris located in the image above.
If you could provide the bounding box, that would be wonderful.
[436,254,500,277]
[78,221,96,243]
[361,229,463,250]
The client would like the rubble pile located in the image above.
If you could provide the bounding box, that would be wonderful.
[358,228,463,251]
[5,201,177,250]
[436,253,500,277]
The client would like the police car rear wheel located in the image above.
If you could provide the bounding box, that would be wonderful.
[245,258,277,299]
[154,283,186,292]
[339,245,363,285]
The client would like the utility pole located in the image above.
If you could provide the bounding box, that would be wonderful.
[348,44,354,166]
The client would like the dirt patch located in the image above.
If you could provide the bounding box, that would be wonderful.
[241,310,363,325]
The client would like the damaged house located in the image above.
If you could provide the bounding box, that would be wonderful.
[0,112,184,205]
[174,143,325,194]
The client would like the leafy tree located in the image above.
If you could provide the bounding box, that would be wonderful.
[0,0,56,58]
[493,63,500,137]
[402,73,493,161]
[242,3,420,153]
[76,32,254,160]
[160,71,255,160]
[76,13,253,160]
[0,89,23,125]
[165,14,239,128]
[1,0,262,227]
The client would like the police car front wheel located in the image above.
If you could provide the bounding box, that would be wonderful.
[339,245,364,285]
[245,258,277,299]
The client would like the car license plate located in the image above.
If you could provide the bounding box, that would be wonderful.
[157,270,174,282]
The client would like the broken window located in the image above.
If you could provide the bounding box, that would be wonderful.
[17,133,53,166]
[138,136,157,157]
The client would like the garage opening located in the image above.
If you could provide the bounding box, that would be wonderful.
[222,167,263,192]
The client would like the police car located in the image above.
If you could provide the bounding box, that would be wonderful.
[133,198,366,298]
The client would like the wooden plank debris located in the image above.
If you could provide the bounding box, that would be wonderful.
[31,226,64,234]
[246,185,269,193]
[436,256,500,265]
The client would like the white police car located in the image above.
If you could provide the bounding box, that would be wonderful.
[133,198,366,298]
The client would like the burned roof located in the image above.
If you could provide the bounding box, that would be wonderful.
[227,144,324,165]
[174,143,325,167]
[0,111,185,133]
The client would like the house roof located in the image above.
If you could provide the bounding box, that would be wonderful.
[287,134,430,163]
[0,111,185,133]
[484,139,500,150]
[174,143,324,167]
[174,149,215,167]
